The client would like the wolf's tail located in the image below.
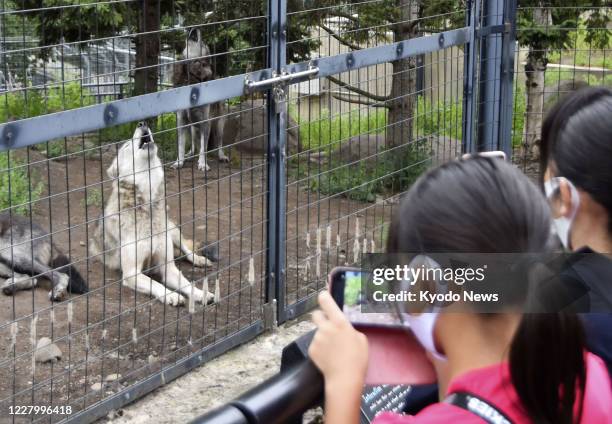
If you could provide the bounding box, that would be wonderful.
[52,254,89,294]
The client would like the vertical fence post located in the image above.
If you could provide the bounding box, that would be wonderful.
[498,0,518,158]
[265,0,288,325]
[462,0,480,154]
[477,0,504,152]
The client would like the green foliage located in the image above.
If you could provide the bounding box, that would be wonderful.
[344,273,362,306]
[307,140,430,202]
[414,97,463,141]
[0,82,94,122]
[517,2,610,62]
[294,107,387,151]
[0,153,43,215]
[547,23,611,69]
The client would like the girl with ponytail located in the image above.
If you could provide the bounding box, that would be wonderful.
[309,157,611,423]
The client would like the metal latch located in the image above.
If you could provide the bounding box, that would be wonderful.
[244,63,319,93]
[272,86,287,114]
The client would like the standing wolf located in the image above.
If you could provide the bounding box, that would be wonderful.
[91,122,215,306]
[0,213,88,300]
[172,28,229,172]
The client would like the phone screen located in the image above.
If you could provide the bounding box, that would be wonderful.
[334,269,403,328]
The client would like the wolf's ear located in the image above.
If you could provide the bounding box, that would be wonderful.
[107,158,119,179]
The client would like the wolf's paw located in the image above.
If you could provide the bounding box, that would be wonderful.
[218,150,230,163]
[197,157,210,172]
[189,287,207,304]
[171,159,184,169]
[2,277,37,296]
[163,292,185,307]
[1,278,17,295]
[192,254,214,268]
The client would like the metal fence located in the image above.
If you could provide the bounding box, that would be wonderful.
[511,3,611,179]
[0,0,608,422]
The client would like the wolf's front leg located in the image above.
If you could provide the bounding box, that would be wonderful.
[172,110,189,169]
[1,274,38,296]
[0,262,37,295]
[163,262,214,304]
[197,118,211,172]
[121,249,185,306]
[168,225,214,268]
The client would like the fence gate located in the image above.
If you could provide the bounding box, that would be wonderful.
[273,0,518,323]
[0,0,516,421]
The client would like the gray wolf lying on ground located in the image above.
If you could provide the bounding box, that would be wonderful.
[0,213,88,300]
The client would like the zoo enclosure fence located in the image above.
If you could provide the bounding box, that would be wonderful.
[0,0,608,422]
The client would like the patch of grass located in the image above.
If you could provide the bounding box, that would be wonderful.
[0,82,95,122]
[82,188,103,208]
[548,25,611,70]
[414,97,463,141]
[307,140,431,203]
[0,152,43,215]
[291,107,387,151]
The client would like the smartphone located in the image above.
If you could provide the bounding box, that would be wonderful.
[328,267,436,385]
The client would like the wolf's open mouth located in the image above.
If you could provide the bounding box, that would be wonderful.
[139,130,152,149]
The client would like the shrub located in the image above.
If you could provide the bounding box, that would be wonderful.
[0,152,43,215]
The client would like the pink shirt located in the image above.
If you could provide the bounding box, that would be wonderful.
[373,353,612,423]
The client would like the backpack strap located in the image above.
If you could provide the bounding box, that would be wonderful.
[444,391,514,424]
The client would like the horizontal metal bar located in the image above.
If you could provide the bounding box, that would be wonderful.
[0,68,272,151]
[63,321,264,424]
[245,66,319,92]
[1,27,470,152]
[283,292,319,321]
[476,23,508,38]
[282,27,471,80]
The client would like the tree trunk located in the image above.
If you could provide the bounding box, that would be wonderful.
[134,0,160,96]
[386,0,419,149]
[522,7,550,161]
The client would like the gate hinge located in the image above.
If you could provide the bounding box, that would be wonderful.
[263,299,278,331]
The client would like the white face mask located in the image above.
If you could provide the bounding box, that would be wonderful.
[398,255,447,361]
[544,177,580,250]
[401,312,446,361]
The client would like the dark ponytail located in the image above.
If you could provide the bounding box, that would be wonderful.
[387,157,586,423]
[510,314,586,424]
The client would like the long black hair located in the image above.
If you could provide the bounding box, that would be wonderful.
[540,86,612,234]
[387,157,586,424]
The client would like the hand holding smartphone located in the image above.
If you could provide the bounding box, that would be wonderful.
[328,267,436,385]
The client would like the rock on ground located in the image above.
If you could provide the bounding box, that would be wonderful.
[108,318,316,424]
[35,337,62,363]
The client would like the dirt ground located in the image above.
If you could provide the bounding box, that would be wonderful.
[0,140,393,423]
[107,318,317,423]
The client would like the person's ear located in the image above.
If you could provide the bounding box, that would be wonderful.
[557,179,573,218]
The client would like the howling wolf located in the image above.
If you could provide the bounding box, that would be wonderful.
[91,122,215,306]
[0,213,88,300]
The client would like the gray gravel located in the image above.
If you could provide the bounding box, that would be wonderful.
[106,318,316,424]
